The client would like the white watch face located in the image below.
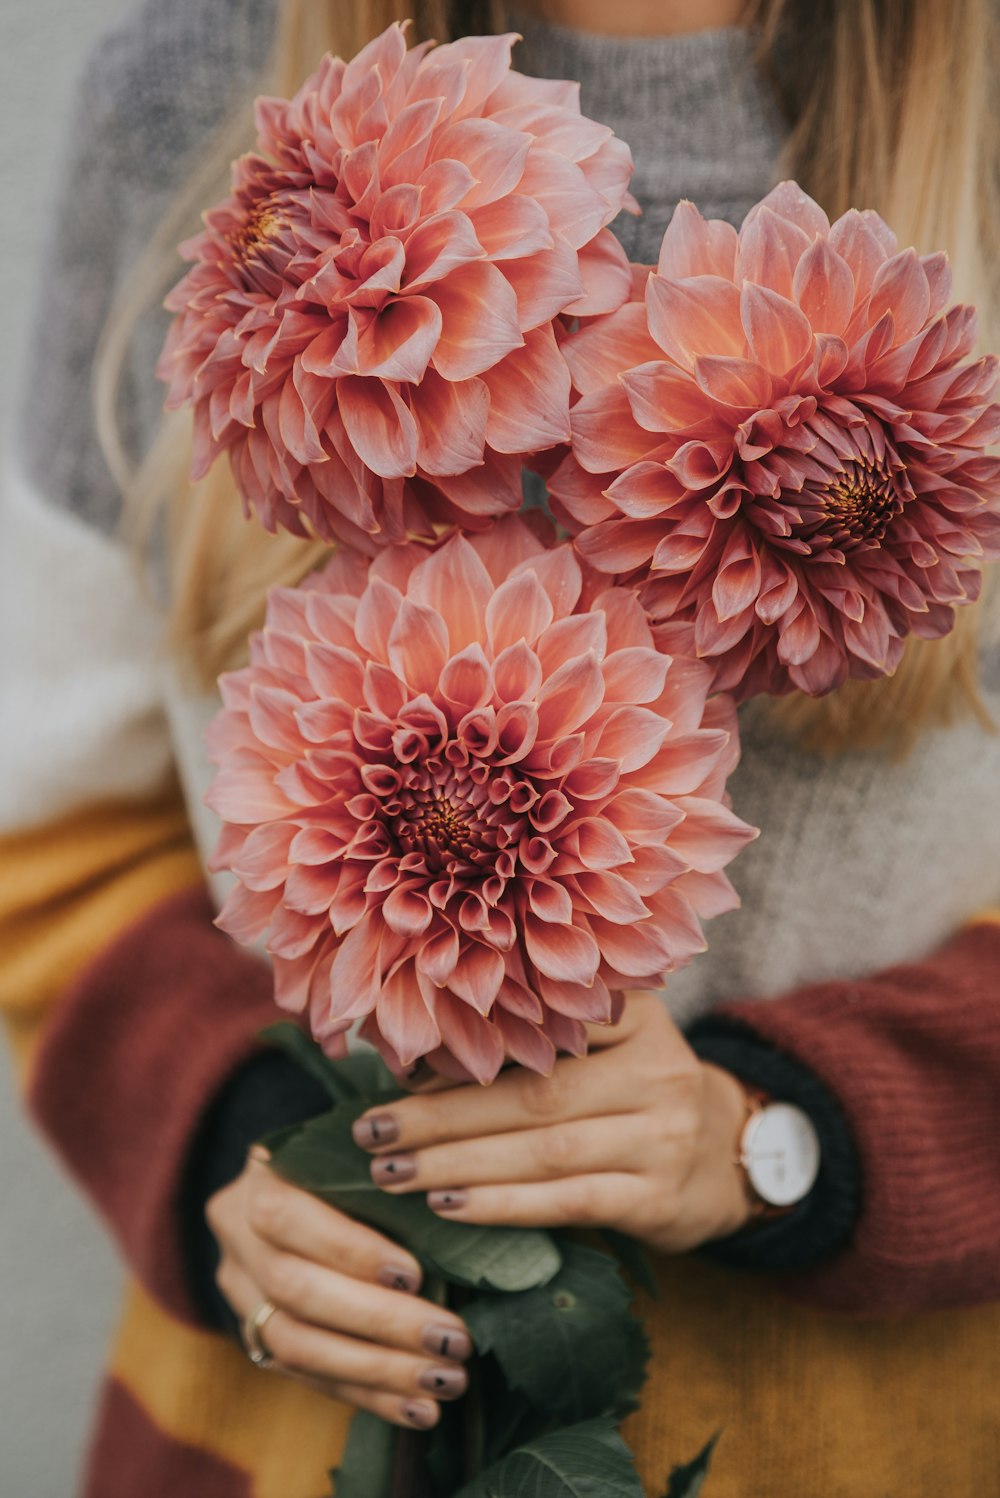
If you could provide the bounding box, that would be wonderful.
[742,1103,821,1208]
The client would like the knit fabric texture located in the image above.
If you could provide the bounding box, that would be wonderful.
[16,0,276,536]
[515,11,786,259]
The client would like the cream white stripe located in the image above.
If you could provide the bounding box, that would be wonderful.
[0,461,173,831]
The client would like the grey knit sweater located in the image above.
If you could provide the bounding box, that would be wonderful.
[16,0,999,1030]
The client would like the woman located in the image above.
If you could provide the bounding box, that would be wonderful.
[2,0,999,1494]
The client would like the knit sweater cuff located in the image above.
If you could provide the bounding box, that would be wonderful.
[182,1051,333,1333]
[687,1021,861,1272]
[704,918,1000,1313]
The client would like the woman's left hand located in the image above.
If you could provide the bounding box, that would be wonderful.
[352,992,753,1254]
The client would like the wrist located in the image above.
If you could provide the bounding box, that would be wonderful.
[687,1020,861,1273]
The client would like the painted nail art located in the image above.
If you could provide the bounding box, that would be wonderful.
[403,1401,437,1429]
[419,1366,468,1400]
[376,1265,421,1295]
[372,1154,417,1186]
[421,1323,473,1362]
[427,1188,468,1212]
[351,1112,399,1149]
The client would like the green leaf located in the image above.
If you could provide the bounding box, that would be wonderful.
[331,1050,405,1098]
[599,1229,659,1300]
[259,1023,359,1102]
[463,1244,649,1423]
[260,1024,401,1104]
[258,1120,315,1157]
[452,1416,645,1498]
[662,1433,720,1498]
[268,1099,562,1293]
[329,1411,396,1498]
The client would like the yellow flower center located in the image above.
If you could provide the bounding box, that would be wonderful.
[232,199,284,264]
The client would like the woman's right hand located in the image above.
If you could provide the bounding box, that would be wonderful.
[206,1146,471,1430]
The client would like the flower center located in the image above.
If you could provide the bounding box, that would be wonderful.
[231,197,286,266]
[821,458,906,546]
[782,433,914,559]
[386,752,535,878]
[394,786,489,870]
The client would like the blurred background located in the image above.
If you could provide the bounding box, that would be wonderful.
[1,1,130,1491]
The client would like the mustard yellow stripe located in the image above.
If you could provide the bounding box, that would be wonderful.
[968,909,1000,927]
[622,1254,1000,1496]
[0,791,202,1078]
[111,1280,352,1498]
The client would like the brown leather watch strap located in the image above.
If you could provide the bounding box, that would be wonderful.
[734,1085,796,1220]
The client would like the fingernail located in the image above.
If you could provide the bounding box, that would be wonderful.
[419,1365,468,1400]
[247,1144,271,1163]
[421,1323,472,1362]
[372,1154,416,1186]
[377,1265,421,1295]
[403,1400,437,1429]
[427,1188,468,1212]
[351,1112,399,1149]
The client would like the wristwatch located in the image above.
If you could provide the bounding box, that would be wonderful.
[736,1088,822,1216]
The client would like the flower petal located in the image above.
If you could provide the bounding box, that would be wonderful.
[646,274,744,368]
[337,376,418,478]
[524,915,600,984]
[482,326,572,452]
[428,262,524,379]
[375,962,442,1067]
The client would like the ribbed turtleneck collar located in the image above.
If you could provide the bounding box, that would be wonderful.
[511,12,788,263]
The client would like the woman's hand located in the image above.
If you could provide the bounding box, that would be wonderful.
[352,992,753,1254]
[207,1149,472,1429]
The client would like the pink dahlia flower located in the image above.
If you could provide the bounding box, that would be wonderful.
[158,23,635,552]
[206,517,755,1084]
[550,182,1000,698]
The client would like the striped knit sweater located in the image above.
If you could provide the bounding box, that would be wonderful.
[2,3,1000,1495]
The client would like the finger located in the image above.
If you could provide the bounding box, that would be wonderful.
[216,1254,272,1328]
[369,1113,648,1195]
[244,1154,423,1294]
[216,1262,444,1430]
[221,1256,468,1401]
[353,1047,643,1156]
[236,1247,472,1363]
[425,1173,642,1230]
[262,1311,469,1403]
[295,1374,442,1431]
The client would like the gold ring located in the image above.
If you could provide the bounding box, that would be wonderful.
[241,1299,278,1370]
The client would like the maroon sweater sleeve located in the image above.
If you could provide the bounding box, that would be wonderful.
[26,885,283,1326]
[708,919,1000,1315]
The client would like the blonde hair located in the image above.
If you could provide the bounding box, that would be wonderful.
[99,0,1000,752]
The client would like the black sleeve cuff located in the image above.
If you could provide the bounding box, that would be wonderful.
[181,1050,333,1333]
[686,1017,862,1274]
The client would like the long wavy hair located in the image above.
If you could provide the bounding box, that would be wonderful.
[97,0,1000,753]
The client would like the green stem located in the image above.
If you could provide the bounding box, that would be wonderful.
[464,1354,486,1481]
[450,1284,486,1483]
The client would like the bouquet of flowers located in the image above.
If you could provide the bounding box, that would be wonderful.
[160,20,1000,1498]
